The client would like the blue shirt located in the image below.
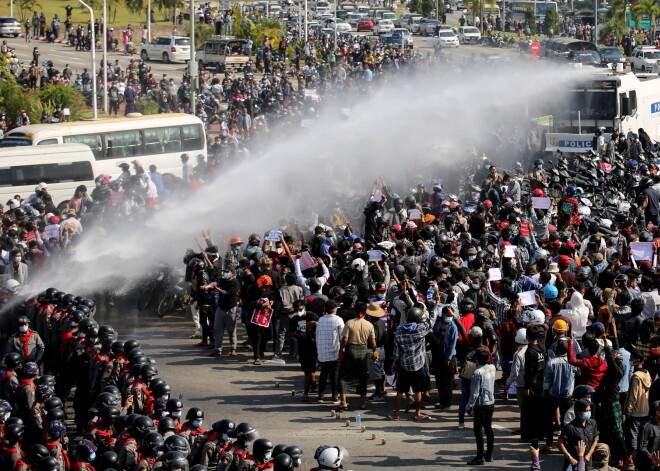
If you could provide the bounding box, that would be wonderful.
[618,347,632,393]
[467,364,496,409]
[363,69,373,81]
[149,171,165,194]
[443,320,458,360]
[543,354,579,398]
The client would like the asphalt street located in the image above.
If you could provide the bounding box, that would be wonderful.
[93,299,564,471]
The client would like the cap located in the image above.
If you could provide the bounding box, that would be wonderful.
[48,216,60,224]
[552,319,568,331]
[640,260,653,271]
[37,182,47,190]
[468,326,483,337]
[593,253,604,262]
[365,302,385,318]
[547,262,560,274]
[558,255,572,267]
[325,300,337,312]
[564,241,576,250]
[592,322,606,336]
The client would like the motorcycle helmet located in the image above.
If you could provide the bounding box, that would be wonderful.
[432,181,443,193]
[543,285,558,300]
[233,422,258,442]
[163,451,189,471]
[566,186,577,196]
[185,407,204,421]
[407,307,423,323]
[164,435,190,456]
[274,454,294,471]
[158,417,177,436]
[252,438,273,460]
[317,447,345,469]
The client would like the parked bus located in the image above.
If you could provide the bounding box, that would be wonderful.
[0,113,206,179]
[0,144,98,208]
[508,1,557,22]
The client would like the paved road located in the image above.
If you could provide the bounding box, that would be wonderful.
[93,299,564,471]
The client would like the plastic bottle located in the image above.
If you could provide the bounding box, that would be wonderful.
[356,412,361,427]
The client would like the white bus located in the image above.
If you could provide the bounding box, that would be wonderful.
[0,113,206,179]
[0,144,98,209]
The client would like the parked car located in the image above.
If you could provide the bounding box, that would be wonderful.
[431,30,459,47]
[347,13,363,25]
[140,36,191,63]
[0,17,20,37]
[456,1,466,9]
[390,28,414,47]
[568,50,600,66]
[457,26,481,44]
[631,46,660,72]
[335,19,352,32]
[418,17,439,36]
[357,17,374,31]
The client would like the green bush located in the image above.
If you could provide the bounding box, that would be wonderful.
[136,98,159,115]
[37,85,85,121]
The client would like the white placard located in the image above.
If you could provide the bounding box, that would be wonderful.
[518,290,537,307]
[368,250,383,262]
[503,245,518,258]
[631,242,655,261]
[371,190,383,202]
[488,268,502,281]
[408,209,422,219]
[298,251,317,271]
[265,230,281,242]
[531,197,551,209]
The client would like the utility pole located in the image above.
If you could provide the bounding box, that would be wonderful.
[78,0,97,119]
[189,0,197,114]
[102,0,108,113]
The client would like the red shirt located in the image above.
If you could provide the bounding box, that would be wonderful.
[567,341,606,389]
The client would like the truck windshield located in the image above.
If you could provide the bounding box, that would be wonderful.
[557,89,617,119]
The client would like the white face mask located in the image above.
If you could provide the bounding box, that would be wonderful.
[18,325,28,333]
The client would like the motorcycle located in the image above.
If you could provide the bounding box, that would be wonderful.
[157,271,192,318]
[137,264,173,311]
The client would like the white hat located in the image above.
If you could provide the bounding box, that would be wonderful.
[37,182,47,190]
[469,326,483,337]
[521,309,545,326]
[351,258,365,270]
[515,328,528,345]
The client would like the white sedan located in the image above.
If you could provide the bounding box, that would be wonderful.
[374,19,394,34]
[335,20,352,32]
[433,30,459,47]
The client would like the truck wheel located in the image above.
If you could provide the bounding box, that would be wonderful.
[162,52,170,64]
[141,50,149,60]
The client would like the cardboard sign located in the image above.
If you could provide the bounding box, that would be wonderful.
[251,305,274,328]
[371,190,383,202]
[408,209,422,219]
[503,245,518,258]
[488,268,502,281]
[368,250,383,262]
[518,290,537,307]
[532,197,551,209]
[265,230,281,242]
[631,242,654,261]
[298,251,317,271]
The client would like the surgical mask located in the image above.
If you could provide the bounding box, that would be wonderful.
[637,277,642,284]
[95,181,101,188]
[162,394,170,401]
[244,441,252,447]
[18,325,28,333]
[295,459,302,467]
[11,238,18,244]
[582,411,591,420]
[443,317,452,324]
[157,450,164,457]
[171,411,181,418]
[536,165,543,169]
[470,283,480,290]
[2,412,9,421]
[30,248,37,254]
[376,293,385,299]
[192,419,202,428]
[221,434,230,442]
[326,237,333,244]
[468,255,476,261]
[279,226,287,232]
[296,309,305,316]
[13,257,20,263]
[222,272,230,280]
[264,452,272,460]
[89,453,96,461]
[237,268,244,276]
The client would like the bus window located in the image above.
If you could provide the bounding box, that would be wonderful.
[64,134,103,159]
[37,139,58,145]
[182,124,203,151]
[0,167,10,186]
[54,161,94,183]
[144,126,182,154]
[106,130,143,158]
[12,164,47,186]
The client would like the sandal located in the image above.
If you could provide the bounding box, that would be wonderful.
[386,415,400,421]
[253,359,262,365]
[334,405,348,412]
[230,350,237,356]
[413,414,433,421]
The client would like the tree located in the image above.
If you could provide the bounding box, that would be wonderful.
[524,7,535,26]
[600,0,628,41]
[420,0,434,17]
[409,0,420,13]
[632,0,660,30]
[15,0,41,22]
[542,6,558,35]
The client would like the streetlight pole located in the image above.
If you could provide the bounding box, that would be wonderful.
[189,0,197,114]
[147,0,152,43]
[102,0,108,114]
[304,0,308,42]
[78,0,97,119]
[10,0,13,18]
[593,0,597,43]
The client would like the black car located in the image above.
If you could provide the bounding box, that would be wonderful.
[568,50,600,66]
[597,46,626,65]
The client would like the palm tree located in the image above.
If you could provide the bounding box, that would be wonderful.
[632,0,660,31]
[601,0,628,41]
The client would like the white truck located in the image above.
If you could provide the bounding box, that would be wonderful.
[197,36,250,72]
[140,36,191,64]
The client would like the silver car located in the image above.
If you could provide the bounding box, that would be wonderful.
[0,17,20,37]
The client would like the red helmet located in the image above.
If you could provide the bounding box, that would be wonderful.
[483,200,493,208]
[533,188,545,197]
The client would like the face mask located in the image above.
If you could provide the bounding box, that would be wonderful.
[2,412,9,421]
[192,420,202,428]
[13,257,20,263]
[95,182,101,188]
[471,283,480,290]
[11,238,18,244]
[30,248,37,253]
[582,411,591,420]
[536,165,543,169]
[237,268,244,276]
[221,433,230,442]
[279,226,287,232]
[171,411,181,418]
[295,459,302,467]
[244,441,252,447]
[326,237,333,244]
[443,317,452,324]
[18,325,28,333]
[264,452,272,460]
[376,293,385,299]
[222,272,230,280]
[162,394,170,400]
[468,255,476,261]
[89,453,96,461]
[637,277,642,284]
[157,451,164,457]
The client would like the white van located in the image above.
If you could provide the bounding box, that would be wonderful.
[0,144,98,209]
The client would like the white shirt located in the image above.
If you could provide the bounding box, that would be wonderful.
[316,313,344,362]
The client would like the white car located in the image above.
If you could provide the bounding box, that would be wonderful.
[391,28,414,47]
[433,30,459,47]
[335,19,352,31]
[374,19,394,34]
[409,17,422,34]
[457,26,481,44]
[315,7,331,17]
[631,46,660,73]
